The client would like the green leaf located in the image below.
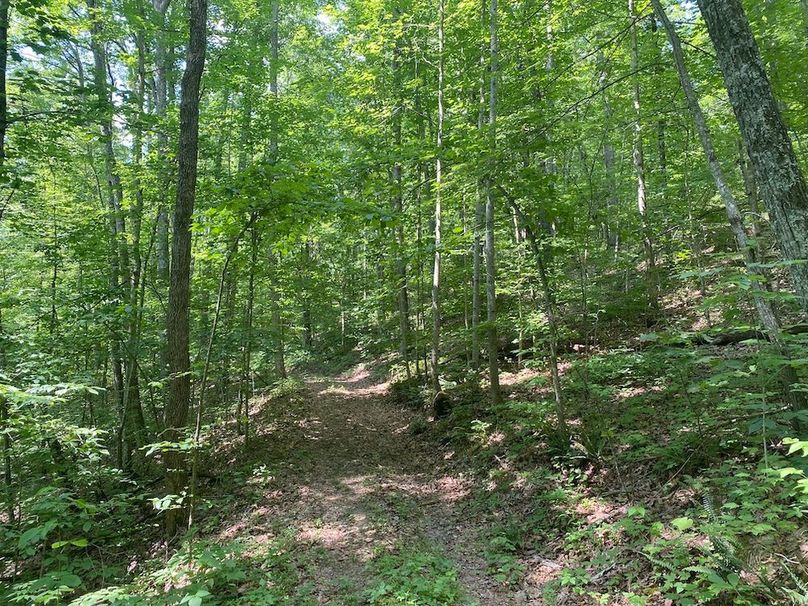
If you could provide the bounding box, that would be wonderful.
[671,517,694,531]
[51,538,88,549]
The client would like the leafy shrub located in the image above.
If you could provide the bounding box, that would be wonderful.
[268,377,305,400]
[389,376,428,409]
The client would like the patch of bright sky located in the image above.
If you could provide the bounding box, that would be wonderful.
[317,10,339,36]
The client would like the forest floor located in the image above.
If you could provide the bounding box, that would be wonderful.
[209,364,519,605]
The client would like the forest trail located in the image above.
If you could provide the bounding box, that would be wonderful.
[216,364,517,605]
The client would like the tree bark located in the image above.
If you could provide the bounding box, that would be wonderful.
[239,225,257,438]
[653,0,805,416]
[430,0,445,396]
[0,0,8,173]
[123,17,149,467]
[471,0,486,374]
[153,0,172,288]
[88,0,147,469]
[502,192,565,429]
[270,252,287,379]
[392,4,410,379]
[268,0,279,162]
[164,0,207,538]
[598,53,618,253]
[485,0,501,404]
[697,0,808,313]
[629,0,659,315]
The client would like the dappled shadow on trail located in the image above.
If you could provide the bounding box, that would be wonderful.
[215,364,516,605]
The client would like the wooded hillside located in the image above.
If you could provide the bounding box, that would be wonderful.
[0,0,807,604]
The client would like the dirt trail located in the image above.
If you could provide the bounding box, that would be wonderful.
[218,364,518,605]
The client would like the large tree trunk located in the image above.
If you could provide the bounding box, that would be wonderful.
[164,0,207,538]
[697,0,808,313]
[485,0,501,404]
[653,0,805,417]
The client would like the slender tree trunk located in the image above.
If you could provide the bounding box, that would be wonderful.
[629,0,659,315]
[268,0,279,162]
[164,0,207,538]
[485,0,501,404]
[736,138,765,264]
[599,53,619,253]
[391,5,410,378]
[502,191,565,428]
[416,77,433,379]
[697,0,808,313]
[0,0,8,174]
[123,15,149,467]
[238,92,252,172]
[187,220,250,529]
[89,0,146,468]
[302,240,313,351]
[413,84,426,378]
[471,0,486,374]
[242,224,256,441]
[270,252,287,379]
[154,0,172,287]
[1,395,13,524]
[430,0,445,396]
[472,193,483,373]
[653,0,805,415]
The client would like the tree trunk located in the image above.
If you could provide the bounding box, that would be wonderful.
[153,0,172,288]
[240,225,257,439]
[1,395,13,524]
[430,0,445,396]
[504,193,565,429]
[302,240,313,351]
[164,0,207,538]
[270,252,287,379]
[629,0,659,315]
[471,0,486,374]
[0,0,8,173]
[598,53,619,253]
[697,0,808,313]
[123,13,149,468]
[485,0,501,404]
[392,5,410,378]
[653,0,805,416]
[88,0,147,469]
[268,0,279,162]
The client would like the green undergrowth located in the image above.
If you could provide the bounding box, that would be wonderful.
[365,545,475,606]
[51,531,317,606]
[426,335,808,605]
